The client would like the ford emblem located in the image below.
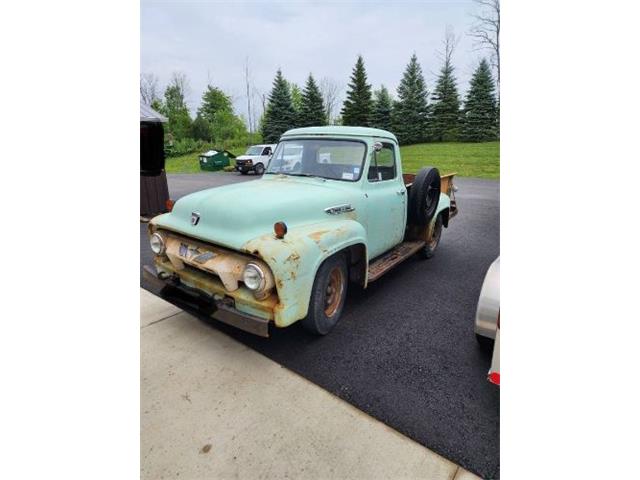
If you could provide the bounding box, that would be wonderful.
[191,212,200,226]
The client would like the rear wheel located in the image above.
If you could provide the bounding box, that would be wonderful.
[420,213,443,259]
[301,253,348,335]
[254,163,265,175]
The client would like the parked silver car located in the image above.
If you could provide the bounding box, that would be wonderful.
[474,256,500,385]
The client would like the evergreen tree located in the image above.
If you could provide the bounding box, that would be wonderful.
[198,85,233,125]
[391,54,429,145]
[159,76,192,141]
[261,70,296,143]
[298,74,327,127]
[428,48,461,141]
[341,55,373,126]
[461,59,498,142]
[371,85,393,132]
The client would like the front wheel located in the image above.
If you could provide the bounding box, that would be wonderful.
[254,163,265,175]
[301,253,348,335]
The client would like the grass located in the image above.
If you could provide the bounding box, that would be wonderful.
[165,147,244,174]
[165,142,499,179]
[400,141,499,179]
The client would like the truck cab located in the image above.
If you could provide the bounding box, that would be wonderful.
[145,127,457,337]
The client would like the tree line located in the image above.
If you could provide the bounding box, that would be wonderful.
[260,51,498,145]
[141,0,500,150]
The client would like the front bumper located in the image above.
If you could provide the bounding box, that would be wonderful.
[143,265,271,337]
[235,162,253,171]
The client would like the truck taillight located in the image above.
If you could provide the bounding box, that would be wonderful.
[165,199,175,212]
[488,372,500,386]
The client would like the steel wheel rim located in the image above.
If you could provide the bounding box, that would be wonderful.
[324,267,344,317]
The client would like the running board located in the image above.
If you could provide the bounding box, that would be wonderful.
[367,241,425,282]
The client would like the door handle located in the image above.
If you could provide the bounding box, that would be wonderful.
[397,190,406,196]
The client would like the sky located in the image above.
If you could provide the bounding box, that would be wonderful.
[141,0,490,125]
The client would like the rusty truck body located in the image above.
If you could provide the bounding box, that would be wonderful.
[144,126,457,336]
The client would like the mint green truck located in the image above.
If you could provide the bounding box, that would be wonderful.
[144,126,458,337]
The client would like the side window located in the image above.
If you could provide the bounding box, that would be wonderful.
[367,143,396,182]
[262,147,272,156]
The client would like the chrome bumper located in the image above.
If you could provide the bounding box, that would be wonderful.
[142,265,270,337]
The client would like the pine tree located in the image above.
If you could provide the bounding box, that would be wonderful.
[371,85,393,132]
[461,59,498,142]
[341,55,373,126]
[261,70,296,143]
[429,44,461,141]
[298,74,327,127]
[391,54,429,145]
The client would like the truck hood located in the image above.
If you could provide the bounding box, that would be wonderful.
[152,175,361,251]
[235,155,256,161]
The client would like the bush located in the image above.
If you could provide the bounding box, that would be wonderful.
[222,165,236,172]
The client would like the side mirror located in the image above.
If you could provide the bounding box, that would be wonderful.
[373,142,383,152]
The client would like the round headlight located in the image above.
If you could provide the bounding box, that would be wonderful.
[243,263,265,291]
[150,232,165,255]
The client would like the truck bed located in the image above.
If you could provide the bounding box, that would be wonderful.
[403,172,458,217]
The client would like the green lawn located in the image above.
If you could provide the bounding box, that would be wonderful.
[400,142,499,178]
[165,142,499,179]
[165,147,244,174]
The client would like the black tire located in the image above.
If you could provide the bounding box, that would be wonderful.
[301,253,348,335]
[254,163,265,175]
[408,167,441,226]
[475,333,495,351]
[420,213,443,259]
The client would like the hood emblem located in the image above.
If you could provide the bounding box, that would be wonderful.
[191,211,200,226]
[325,204,355,215]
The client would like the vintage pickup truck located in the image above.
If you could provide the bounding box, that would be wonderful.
[144,126,458,336]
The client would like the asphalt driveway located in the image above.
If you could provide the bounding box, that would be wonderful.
[140,172,500,478]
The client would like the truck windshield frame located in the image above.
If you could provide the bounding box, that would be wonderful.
[265,138,367,182]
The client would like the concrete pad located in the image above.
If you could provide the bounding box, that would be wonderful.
[140,288,181,328]
[454,467,483,480]
[141,290,459,480]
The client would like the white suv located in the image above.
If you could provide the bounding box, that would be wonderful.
[235,144,276,175]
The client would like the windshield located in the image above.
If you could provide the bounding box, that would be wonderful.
[245,146,264,156]
[265,139,366,181]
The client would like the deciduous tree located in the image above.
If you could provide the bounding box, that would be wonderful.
[158,72,192,141]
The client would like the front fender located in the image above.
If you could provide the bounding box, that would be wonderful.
[241,220,367,327]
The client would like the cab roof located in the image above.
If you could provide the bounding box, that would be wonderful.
[281,126,397,143]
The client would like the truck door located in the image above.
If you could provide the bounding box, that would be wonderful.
[364,141,406,258]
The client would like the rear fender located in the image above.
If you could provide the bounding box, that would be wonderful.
[242,220,367,327]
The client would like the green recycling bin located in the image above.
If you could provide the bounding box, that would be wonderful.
[199,149,235,171]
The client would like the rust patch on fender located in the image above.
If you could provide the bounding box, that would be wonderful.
[308,230,330,242]
[285,251,300,264]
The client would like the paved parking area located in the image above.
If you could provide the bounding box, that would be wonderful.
[141,172,500,478]
[141,289,480,480]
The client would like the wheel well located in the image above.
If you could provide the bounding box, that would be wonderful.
[344,243,367,287]
[441,208,450,228]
